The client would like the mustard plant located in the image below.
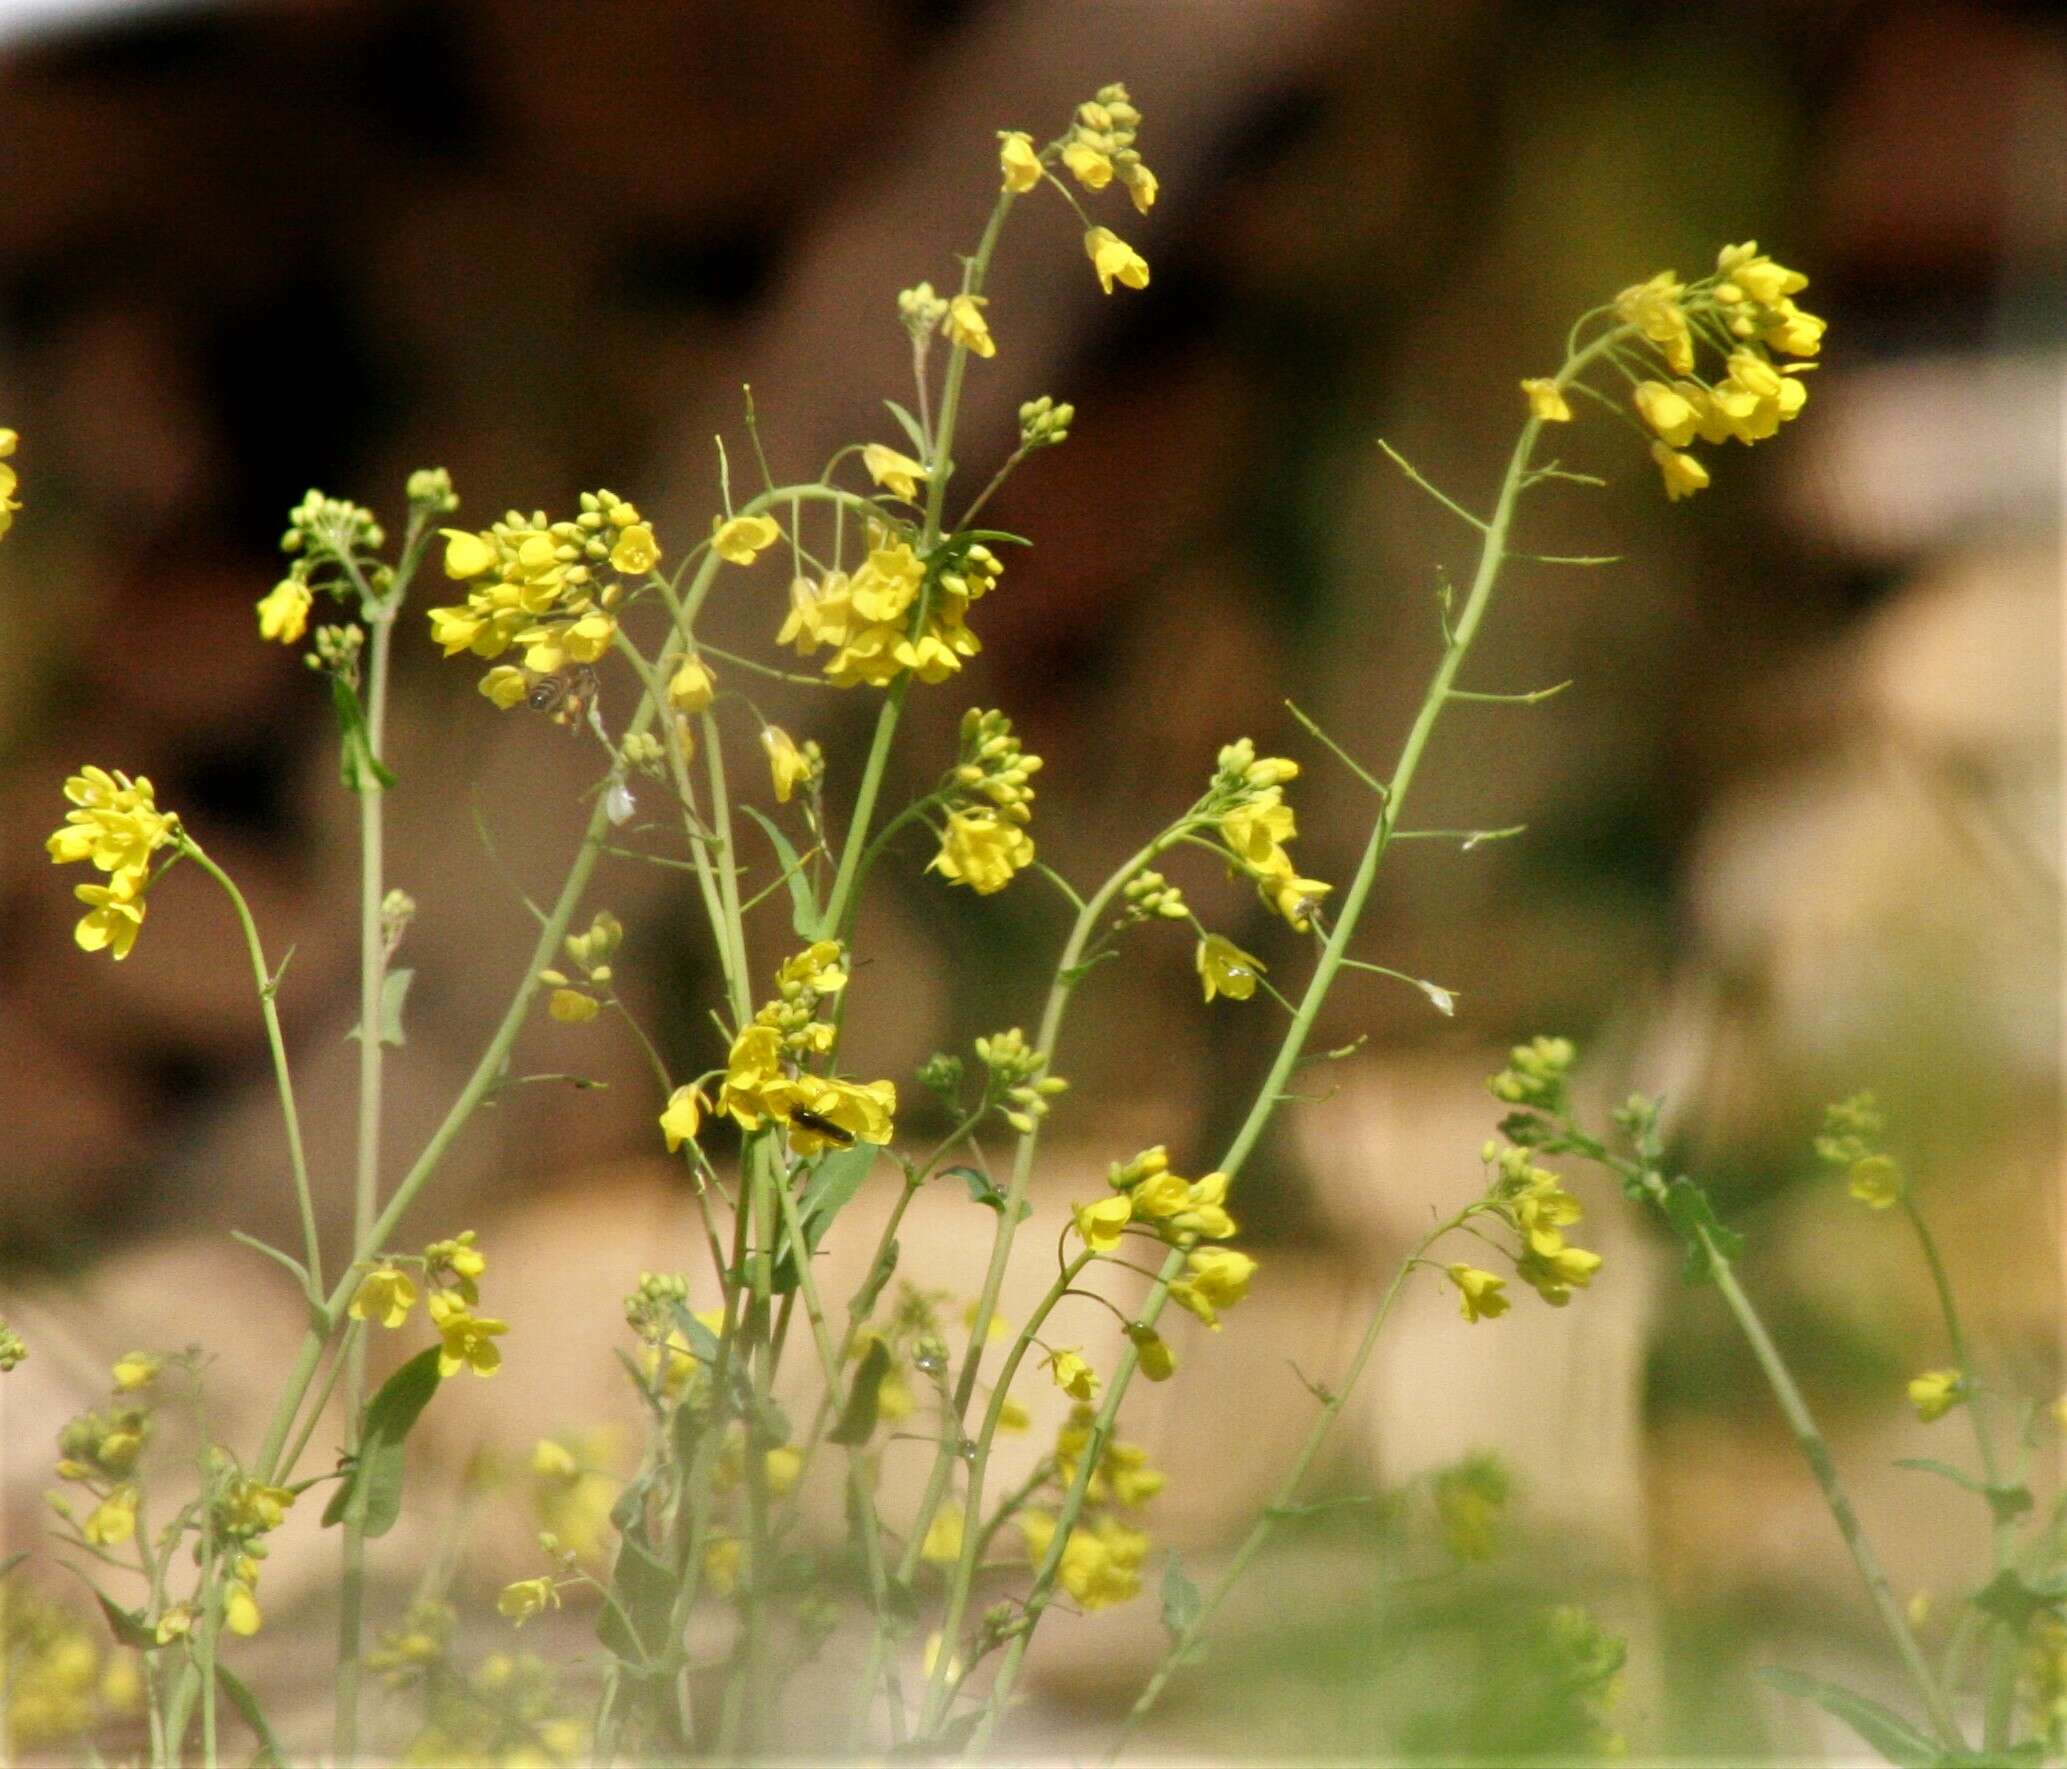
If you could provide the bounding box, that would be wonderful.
[23,74,2010,1769]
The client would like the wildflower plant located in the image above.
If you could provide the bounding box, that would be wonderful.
[17,67,2033,1769]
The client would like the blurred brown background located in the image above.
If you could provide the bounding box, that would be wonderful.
[2,0,2060,1759]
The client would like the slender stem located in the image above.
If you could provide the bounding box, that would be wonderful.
[1699,1226,1966,1747]
[967,331,1633,1754]
[335,592,396,1768]
[1106,1215,1463,1757]
[180,844,321,1292]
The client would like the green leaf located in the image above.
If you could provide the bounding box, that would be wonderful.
[597,1520,674,1668]
[1974,1566,2067,1631]
[1160,1555,1202,1642]
[93,1588,162,1652]
[1660,1177,1744,1283]
[668,1303,723,1365]
[1755,1668,1938,1768]
[346,968,414,1049]
[739,804,824,940]
[321,1346,442,1537]
[829,1338,892,1447]
[217,1662,288,1768]
[882,400,928,457]
[1894,1458,2034,1522]
[946,1166,1030,1223]
[774,1144,880,1290]
[328,675,397,792]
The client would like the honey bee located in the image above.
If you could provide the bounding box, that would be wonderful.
[526,665,599,727]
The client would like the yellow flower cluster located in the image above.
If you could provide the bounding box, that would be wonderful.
[1015,1404,1163,1611]
[1209,739,1331,932]
[994,84,1155,317]
[1815,1090,1907,1210]
[45,767,182,960]
[1908,1368,1964,1423]
[428,491,657,709]
[347,1230,505,1377]
[778,527,1002,688]
[538,908,622,1025]
[1447,1146,1604,1322]
[1524,244,1822,500]
[1073,1145,1257,1329]
[0,1587,135,1748]
[396,1649,586,1766]
[0,427,18,540]
[974,1024,1068,1135]
[929,708,1042,895]
[713,942,898,1156]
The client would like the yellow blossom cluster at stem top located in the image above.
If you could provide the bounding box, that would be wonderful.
[427,489,662,710]
[0,427,20,539]
[1521,242,1824,503]
[778,527,1002,687]
[653,941,898,1160]
[1210,738,1331,933]
[347,1230,507,1378]
[45,767,182,960]
[929,707,1042,895]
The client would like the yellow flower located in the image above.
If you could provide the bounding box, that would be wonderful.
[929,806,1034,895]
[718,1024,788,1129]
[1847,1154,1905,1210]
[1221,793,1295,869]
[1633,380,1699,448]
[72,879,146,961]
[762,725,817,802]
[1517,1243,1602,1306]
[348,1264,418,1330]
[1061,140,1113,190]
[478,666,530,710]
[0,428,19,539]
[110,1351,159,1391]
[83,1485,138,1546]
[155,1603,195,1645]
[1447,1265,1510,1323]
[1074,1194,1134,1255]
[944,294,996,359]
[222,1478,294,1534]
[1521,377,1572,422]
[1256,853,1331,933]
[1650,440,1709,502]
[440,528,497,579]
[1129,1168,1190,1220]
[659,1083,710,1153]
[1119,159,1158,214]
[1169,1245,1256,1328]
[1045,1348,1098,1402]
[1761,297,1827,358]
[1084,226,1150,294]
[427,1290,506,1378]
[781,1074,897,1155]
[1196,933,1265,1003]
[711,512,781,565]
[764,1446,803,1497]
[609,522,661,576]
[667,652,717,714]
[1168,1170,1238,1241]
[1715,241,1809,306]
[1614,270,1694,374]
[1909,1368,1964,1423]
[778,939,848,995]
[999,130,1042,193]
[861,442,929,502]
[548,988,599,1024]
[497,1578,561,1627]
[255,578,313,645]
[224,1581,262,1637]
[425,1230,486,1289]
[702,1536,743,1596]
[921,1503,965,1565]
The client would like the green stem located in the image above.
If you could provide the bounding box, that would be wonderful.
[964,330,1632,1755]
[335,591,397,1768]
[180,844,321,1293]
[1105,1215,1463,1757]
[1697,1223,1966,1748]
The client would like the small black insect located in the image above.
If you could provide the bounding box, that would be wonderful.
[788,1106,856,1147]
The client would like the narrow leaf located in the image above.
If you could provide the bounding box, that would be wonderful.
[1661,1177,1744,1283]
[321,1346,442,1537]
[217,1663,288,1768]
[228,1232,311,1293]
[93,1589,161,1652]
[739,804,824,940]
[1755,1667,1938,1768]
[343,968,414,1049]
[1160,1555,1202,1641]
[328,675,397,792]
[829,1338,892,1446]
[946,1166,1029,1223]
[597,1521,673,1668]
[882,399,928,456]
[774,1144,880,1289]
